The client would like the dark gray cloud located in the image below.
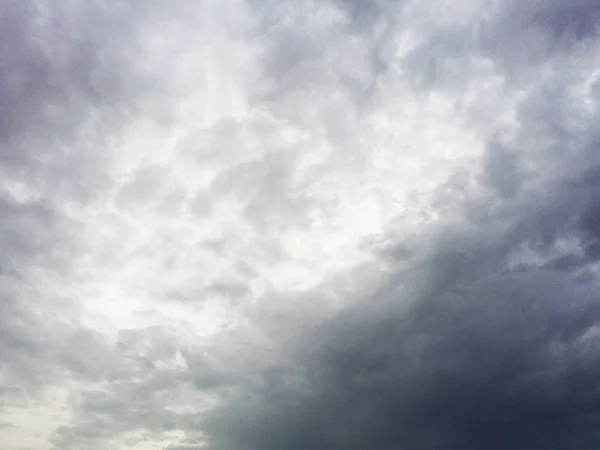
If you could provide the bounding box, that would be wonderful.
[534,0,600,42]
[193,2,600,450]
[201,207,600,449]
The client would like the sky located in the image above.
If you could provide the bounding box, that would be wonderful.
[1,0,600,449]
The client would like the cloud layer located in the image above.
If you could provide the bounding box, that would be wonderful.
[1,0,600,449]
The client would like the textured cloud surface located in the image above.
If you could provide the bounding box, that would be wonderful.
[2,0,600,449]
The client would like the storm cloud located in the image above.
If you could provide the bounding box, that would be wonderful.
[1,0,600,449]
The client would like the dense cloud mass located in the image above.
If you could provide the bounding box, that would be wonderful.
[1,0,600,449]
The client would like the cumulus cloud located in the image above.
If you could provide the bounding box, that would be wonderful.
[1,0,600,449]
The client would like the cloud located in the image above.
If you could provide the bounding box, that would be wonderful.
[1,0,600,449]
[194,1,600,449]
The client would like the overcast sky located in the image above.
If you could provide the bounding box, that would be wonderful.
[2,0,600,449]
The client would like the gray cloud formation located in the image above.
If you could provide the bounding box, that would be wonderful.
[0,0,180,435]
[195,1,600,449]
[2,0,600,449]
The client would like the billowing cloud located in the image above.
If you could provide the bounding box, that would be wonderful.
[1,0,600,449]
